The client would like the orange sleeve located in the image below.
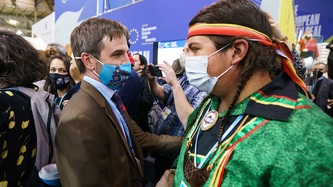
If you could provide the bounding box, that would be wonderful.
[299,39,305,51]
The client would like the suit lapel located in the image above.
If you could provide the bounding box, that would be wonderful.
[318,78,328,98]
[80,81,137,165]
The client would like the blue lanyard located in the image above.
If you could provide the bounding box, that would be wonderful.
[194,114,244,169]
[55,92,68,107]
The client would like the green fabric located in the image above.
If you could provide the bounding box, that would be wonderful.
[173,93,333,187]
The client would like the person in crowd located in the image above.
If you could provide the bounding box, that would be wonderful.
[34,48,58,89]
[156,0,333,186]
[54,17,181,187]
[61,57,84,107]
[132,53,154,132]
[52,43,84,108]
[148,57,207,180]
[264,11,306,81]
[118,46,142,119]
[46,43,67,55]
[65,44,83,93]
[132,53,143,74]
[291,43,307,80]
[305,62,333,116]
[118,66,142,119]
[35,43,68,90]
[299,29,319,61]
[0,30,47,187]
[65,43,72,57]
[43,52,75,110]
[171,58,185,77]
[38,48,58,67]
[69,56,84,92]
[326,38,333,79]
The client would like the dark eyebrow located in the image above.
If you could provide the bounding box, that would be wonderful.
[188,42,200,49]
[111,49,126,56]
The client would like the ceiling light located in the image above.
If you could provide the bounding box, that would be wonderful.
[16,30,23,35]
[8,19,18,26]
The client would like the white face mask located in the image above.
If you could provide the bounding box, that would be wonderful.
[179,52,186,69]
[306,33,313,38]
[185,44,233,93]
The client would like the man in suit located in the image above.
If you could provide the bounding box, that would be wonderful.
[306,62,333,117]
[54,17,181,187]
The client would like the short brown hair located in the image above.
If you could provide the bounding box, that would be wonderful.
[71,17,129,73]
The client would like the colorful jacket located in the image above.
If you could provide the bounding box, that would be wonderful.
[174,73,333,187]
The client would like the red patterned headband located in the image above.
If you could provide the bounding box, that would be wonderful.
[188,23,273,46]
[188,23,307,97]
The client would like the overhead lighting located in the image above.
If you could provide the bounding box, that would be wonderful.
[8,19,18,26]
[16,30,23,35]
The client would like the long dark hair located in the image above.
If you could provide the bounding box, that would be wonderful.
[0,30,47,88]
[44,52,75,96]
[134,53,148,76]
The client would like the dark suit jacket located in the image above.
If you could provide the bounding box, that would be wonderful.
[315,77,333,116]
[119,69,142,119]
[134,75,154,132]
[55,80,181,187]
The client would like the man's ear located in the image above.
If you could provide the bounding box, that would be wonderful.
[230,39,249,65]
[80,52,95,70]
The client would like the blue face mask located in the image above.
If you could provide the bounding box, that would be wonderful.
[90,55,132,91]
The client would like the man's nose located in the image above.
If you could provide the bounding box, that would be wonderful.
[121,55,130,64]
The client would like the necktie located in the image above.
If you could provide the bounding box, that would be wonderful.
[111,92,127,120]
[111,92,144,186]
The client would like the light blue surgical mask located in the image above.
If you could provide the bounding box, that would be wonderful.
[76,55,132,91]
[185,43,232,93]
[179,52,186,69]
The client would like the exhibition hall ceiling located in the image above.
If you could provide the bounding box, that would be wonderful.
[0,0,54,36]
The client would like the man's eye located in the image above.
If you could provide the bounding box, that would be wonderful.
[190,48,198,52]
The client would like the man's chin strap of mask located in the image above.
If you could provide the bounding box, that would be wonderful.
[188,23,308,98]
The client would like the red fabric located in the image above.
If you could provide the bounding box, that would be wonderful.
[111,92,127,120]
[299,38,319,58]
[188,23,273,46]
[128,51,135,65]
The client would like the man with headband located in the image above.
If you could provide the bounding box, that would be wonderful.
[157,0,333,186]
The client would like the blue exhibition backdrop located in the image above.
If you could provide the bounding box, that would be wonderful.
[294,0,332,43]
[55,0,332,62]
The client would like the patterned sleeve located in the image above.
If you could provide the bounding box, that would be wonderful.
[291,43,307,80]
[186,85,207,108]
[162,82,173,102]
